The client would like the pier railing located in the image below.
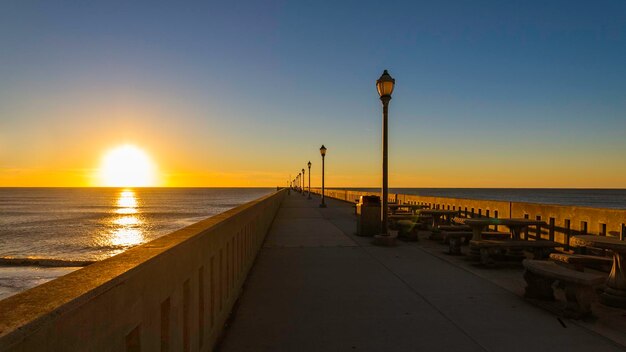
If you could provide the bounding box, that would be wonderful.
[0,189,286,352]
[311,188,626,246]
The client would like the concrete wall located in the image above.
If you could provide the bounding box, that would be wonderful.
[312,188,626,245]
[0,189,286,352]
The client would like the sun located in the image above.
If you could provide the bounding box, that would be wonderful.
[98,145,157,187]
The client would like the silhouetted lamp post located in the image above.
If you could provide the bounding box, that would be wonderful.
[307,161,312,199]
[319,145,327,208]
[301,168,305,196]
[377,70,395,236]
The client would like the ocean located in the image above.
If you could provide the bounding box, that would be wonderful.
[0,187,272,300]
[2,187,625,300]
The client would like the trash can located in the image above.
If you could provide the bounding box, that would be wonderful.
[356,195,381,236]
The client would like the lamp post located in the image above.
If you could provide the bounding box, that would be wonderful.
[301,168,305,196]
[307,161,312,199]
[319,145,327,208]
[298,173,301,192]
[376,69,395,240]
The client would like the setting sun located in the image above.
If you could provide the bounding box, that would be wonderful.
[98,145,157,187]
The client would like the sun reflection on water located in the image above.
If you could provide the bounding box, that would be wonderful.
[110,189,144,249]
[116,190,138,213]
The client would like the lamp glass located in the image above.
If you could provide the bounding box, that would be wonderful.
[320,145,327,156]
[376,70,395,97]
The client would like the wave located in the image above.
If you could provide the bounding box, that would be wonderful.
[0,257,95,267]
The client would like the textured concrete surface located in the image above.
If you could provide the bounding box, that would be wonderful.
[219,193,625,352]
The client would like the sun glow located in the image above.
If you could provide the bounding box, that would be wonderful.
[98,145,157,187]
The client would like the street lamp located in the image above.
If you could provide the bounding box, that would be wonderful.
[376,69,395,240]
[307,161,312,199]
[301,168,305,196]
[319,145,327,208]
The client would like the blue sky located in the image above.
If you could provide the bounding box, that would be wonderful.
[1,0,625,187]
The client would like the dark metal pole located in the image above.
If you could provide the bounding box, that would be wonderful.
[381,95,390,235]
[308,164,311,199]
[320,155,326,207]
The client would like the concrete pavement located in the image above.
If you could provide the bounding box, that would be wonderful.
[218,193,625,352]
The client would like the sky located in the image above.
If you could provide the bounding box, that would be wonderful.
[1,0,625,188]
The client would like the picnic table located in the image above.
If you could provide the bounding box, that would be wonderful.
[463,218,547,241]
[465,218,551,265]
[570,235,626,308]
[418,209,459,230]
[388,204,428,214]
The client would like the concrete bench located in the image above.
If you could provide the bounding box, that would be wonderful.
[481,231,511,240]
[469,240,557,266]
[396,220,421,241]
[443,232,514,255]
[442,231,473,255]
[389,214,415,221]
[438,224,472,232]
[549,252,613,272]
[523,259,607,318]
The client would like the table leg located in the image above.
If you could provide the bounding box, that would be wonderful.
[509,225,525,241]
[431,215,441,230]
[469,224,487,259]
[601,252,626,308]
[471,225,486,241]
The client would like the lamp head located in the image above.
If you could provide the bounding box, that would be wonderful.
[307,161,311,168]
[320,145,327,157]
[376,69,395,97]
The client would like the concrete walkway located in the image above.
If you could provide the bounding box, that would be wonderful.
[219,193,625,352]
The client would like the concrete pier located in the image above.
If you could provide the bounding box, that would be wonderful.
[219,194,624,351]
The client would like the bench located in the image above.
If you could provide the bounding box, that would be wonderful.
[389,214,415,220]
[523,259,607,318]
[442,231,473,255]
[388,214,417,230]
[442,232,513,255]
[469,240,557,266]
[438,224,472,232]
[481,231,511,240]
[396,220,421,241]
[549,252,613,272]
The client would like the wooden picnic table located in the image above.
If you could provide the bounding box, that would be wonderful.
[464,218,547,241]
[418,209,459,230]
[570,235,626,308]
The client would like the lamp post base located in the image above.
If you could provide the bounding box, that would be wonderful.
[319,203,327,208]
[372,234,396,247]
[308,195,311,200]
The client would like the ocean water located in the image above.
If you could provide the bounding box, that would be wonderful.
[348,188,626,210]
[0,187,272,299]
